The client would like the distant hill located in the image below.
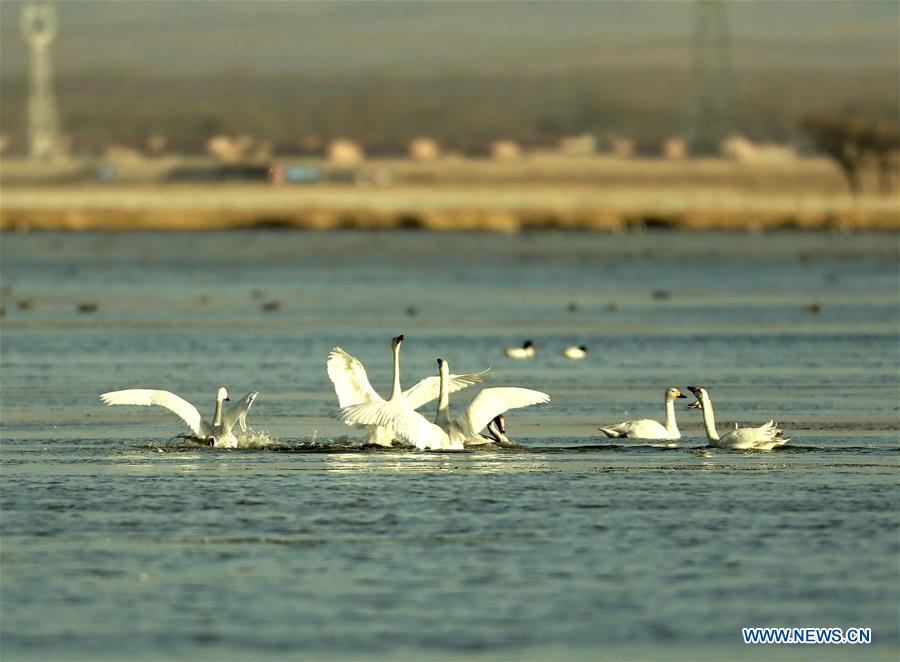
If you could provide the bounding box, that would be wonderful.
[1,1,896,153]
[1,0,897,75]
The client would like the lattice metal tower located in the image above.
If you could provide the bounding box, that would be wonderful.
[20,1,62,160]
[688,0,734,154]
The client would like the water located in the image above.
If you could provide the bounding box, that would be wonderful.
[1,230,898,661]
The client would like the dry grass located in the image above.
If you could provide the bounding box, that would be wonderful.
[1,156,897,231]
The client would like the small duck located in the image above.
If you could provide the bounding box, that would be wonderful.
[504,340,535,359]
[563,345,588,359]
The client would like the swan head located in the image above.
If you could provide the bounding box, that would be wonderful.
[391,334,404,349]
[523,340,534,349]
[686,385,707,409]
[666,387,687,402]
[217,386,230,402]
[486,414,510,444]
[436,357,450,376]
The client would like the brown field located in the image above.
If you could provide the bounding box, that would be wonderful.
[1,156,897,231]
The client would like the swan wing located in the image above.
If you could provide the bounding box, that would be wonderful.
[327,347,382,407]
[720,420,789,449]
[402,368,492,410]
[224,391,259,432]
[456,387,550,438]
[99,389,203,436]
[337,400,446,448]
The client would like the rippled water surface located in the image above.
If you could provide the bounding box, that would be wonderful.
[1,230,898,660]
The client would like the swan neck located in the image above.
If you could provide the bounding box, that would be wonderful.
[389,342,401,400]
[212,394,224,427]
[664,397,679,435]
[435,367,450,429]
[699,398,720,441]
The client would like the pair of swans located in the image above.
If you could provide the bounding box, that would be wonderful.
[329,336,549,450]
[327,335,492,446]
[598,385,789,449]
[99,386,258,448]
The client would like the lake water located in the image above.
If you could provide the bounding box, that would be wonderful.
[1,229,898,661]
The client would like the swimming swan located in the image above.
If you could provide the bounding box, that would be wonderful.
[504,340,535,359]
[99,386,258,448]
[338,358,549,450]
[598,387,686,440]
[327,335,490,446]
[686,385,790,450]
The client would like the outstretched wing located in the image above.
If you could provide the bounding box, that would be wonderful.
[99,389,203,435]
[402,368,492,410]
[457,387,550,438]
[224,391,259,432]
[327,347,382,407]
[337,400,446,448]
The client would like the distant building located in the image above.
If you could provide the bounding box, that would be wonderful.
[608,136,635,159]
[327,139,364,164]
[104,144,144,163]
[490,140,523,160]
[720,136,797,163]
[207,135,249,162]
[300,134,325,154]
[145,134,168,155]
[558,134,596,156]
[408,137,441,162]
[206,134,270,162]
[661,137,687,160]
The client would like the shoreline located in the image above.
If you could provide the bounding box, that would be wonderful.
[2,184,897,231]
[2,156,898,231]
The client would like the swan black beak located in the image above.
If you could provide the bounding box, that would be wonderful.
[687,400,701,409]
[225,397,231,401]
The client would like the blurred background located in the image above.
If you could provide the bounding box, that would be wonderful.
[2,5,899,659]
[0,0,898,229]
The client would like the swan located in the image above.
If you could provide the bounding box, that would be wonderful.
[504,340,535,359]
[483,414,511,445]
[563,345,588,359]
[327,335,490,446]
[598,387,686,440]
[99,386,258,448]
[338,358,550,450]
[686,385,790,450]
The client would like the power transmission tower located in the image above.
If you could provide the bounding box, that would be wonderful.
[20,1,62,160]
[689,0,734,155]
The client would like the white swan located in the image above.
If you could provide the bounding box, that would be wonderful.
[598,387,686,441]
[99,386,258,449]
[327,335,490,446]
[338,358,550,450]
[686,385,790,450]
[504,340,535,359]
[477,414,512,446]
[563,345,588,359]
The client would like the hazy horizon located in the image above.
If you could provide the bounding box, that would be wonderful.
[1,0,897,77]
